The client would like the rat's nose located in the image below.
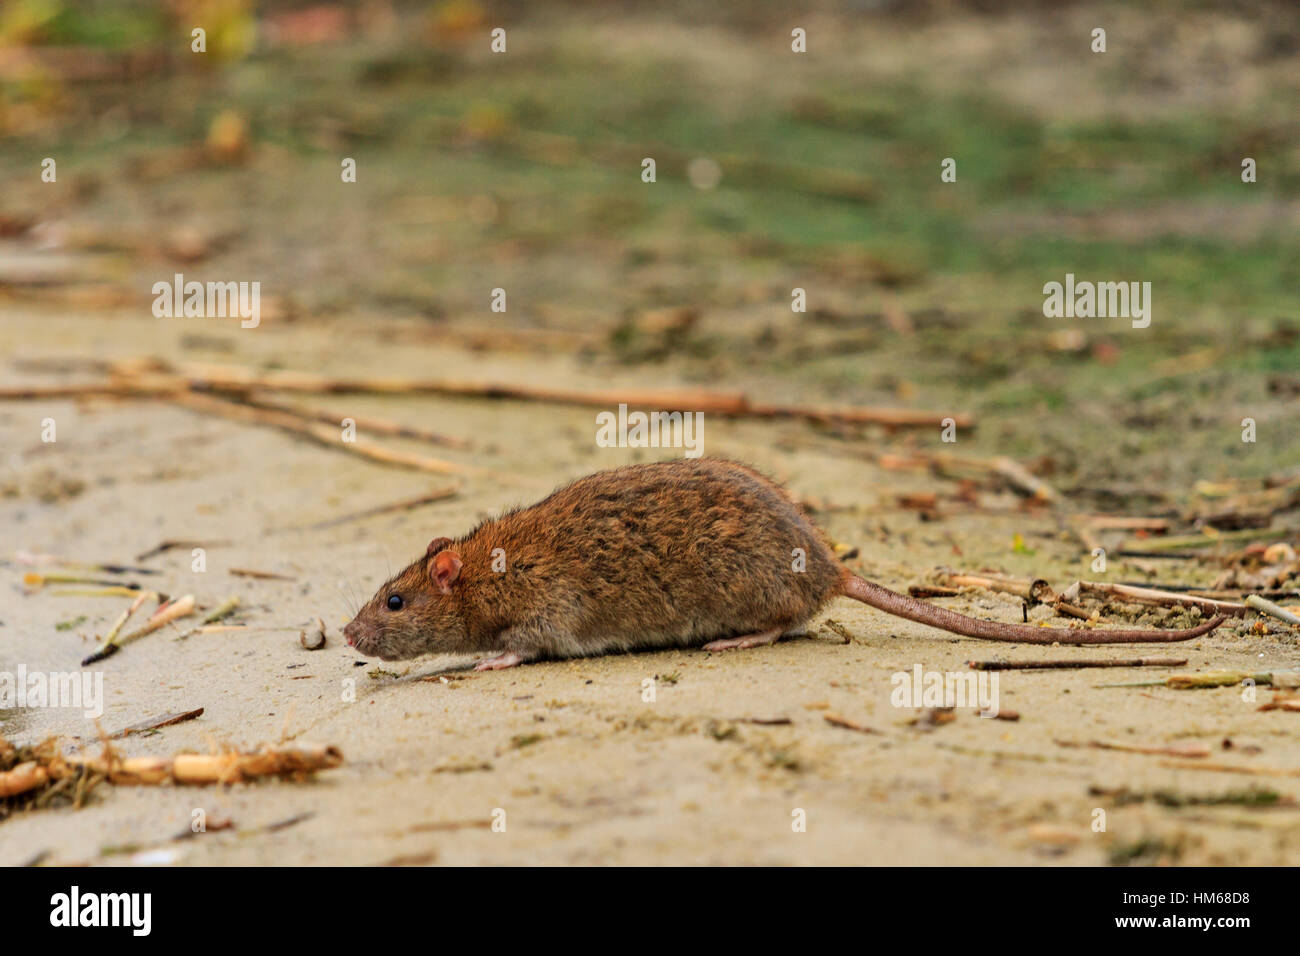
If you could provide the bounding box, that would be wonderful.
[343,621,358,647]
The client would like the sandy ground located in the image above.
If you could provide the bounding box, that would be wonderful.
[2,309,1299,867]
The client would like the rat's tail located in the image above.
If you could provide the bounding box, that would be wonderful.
[838,572,1225,644]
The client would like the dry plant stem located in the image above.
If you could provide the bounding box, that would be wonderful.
[121,594,196,643]
[408,819,493,833]
[989,456,1059,503]
[1098,671,1294,689]
[189,624,296,634]
[1121,526,1298,553]
[200,595,240,624]
[824,714,880,734]
[53,586,142,598]
[908,585,961,598]
[1067,517,1105,555]
[968,657,1188,671]
[164,360,753,409]
[299,485,460,530]
[1245,594,1300,627]
[129,359,972,429]
[83,590,154,665]
[24,572,142,590]
[1077,581,1248,617]
[64,743,343,785]
[229,567,295,580]
[1,361,972,431]
[746,401,972,429]
[0,761,49,798]
[108,708,204,739]
[1052,600,1093,620]
[1259,693,1300,712]
[0,378,180,400]
[85,595,196,664]
[1056,739,1210,758]
[934,569,1056,602]
[1081,515,1172,532]
[172,390,472,475]
[233,392,473,449]
[878,449,1053,496]
[136,539,230,561]
[170,746,342,784]
[1158,760,1300,777]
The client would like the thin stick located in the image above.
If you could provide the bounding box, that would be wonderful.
[52,586,143,598]
[1096,671,1293,689]
[1120,526,1297,553]
[1067,516,1105,555]
[108,708,205,740]
[175,596,241,639]
[878,449,1053,495]
[3,360,974,431]
[747,401,973,430]
[1078,581,1248,617]
[164,361,753,411]
[933,569,1056,602]
[63,743,343,785]
[83,591,154,665]
[229,567,296,580]
[136,539,230,561]
[24,572,142,591]
[15,553,160,576]
[1052,600,1093,621]
[1056,739,1210,758]
[134,359,974,430]
[968,657,1188,671]
[1246,594,1300,627]
[228,392,473,450]
[84,595,195,665]
[908,585,961,598]
[1079,515,1172,532]
[0,761,50,798]
[1158,760,1300,778]
[294,485,460,531]
[173,390,472,475]
[0,379,180,400]
[1258,693,1300,713]
[824,713,880,735]
[990,456,1060,503]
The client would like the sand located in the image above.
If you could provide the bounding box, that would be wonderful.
[2,308,1298,866]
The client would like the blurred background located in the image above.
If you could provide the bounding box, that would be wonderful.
[1,0,1297,489]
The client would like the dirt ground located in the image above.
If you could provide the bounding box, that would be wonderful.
[2,306,1298,867]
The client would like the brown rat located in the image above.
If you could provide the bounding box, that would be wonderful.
[343,458,1224,669]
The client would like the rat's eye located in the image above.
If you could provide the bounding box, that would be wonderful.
[386,594,404,611]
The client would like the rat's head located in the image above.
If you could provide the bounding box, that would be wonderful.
[344,537,467,660]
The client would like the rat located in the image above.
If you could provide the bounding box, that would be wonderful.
[343,458,1225,669]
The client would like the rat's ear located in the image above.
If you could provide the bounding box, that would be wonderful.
[426,536,453,556]
[428,549,463,594]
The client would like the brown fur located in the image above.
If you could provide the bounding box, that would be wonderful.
[344,458,1225,665]
[344,458,840,662]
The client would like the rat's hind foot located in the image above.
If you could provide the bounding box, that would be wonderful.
[475,651,526,671]
[702,628,784,652]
